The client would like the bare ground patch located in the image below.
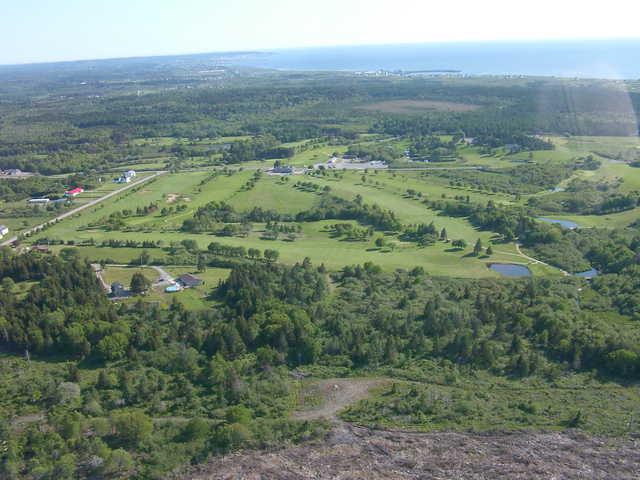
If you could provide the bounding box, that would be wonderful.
[358,99,480,114]
[166,193,191,203]
[293,378,387,421]
[175,425,640,479]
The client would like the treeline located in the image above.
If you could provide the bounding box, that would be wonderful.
[183,195,402,234]
[473,133,553,151]
[529,179,640,215]
[0,253,116,357]
[222,135,295,164]
[344,144,398,163]
[182,201,284,233]
[529,228,640,274]
[433,162,576,195]
[0,177,67,202]
[426,196,640,274]
[424,198,557,244]
[407,135,457,162]
[372,81,640,137]
[295,195,401,231]
[4,73,638,174]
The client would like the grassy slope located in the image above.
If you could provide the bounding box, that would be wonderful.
[40,168,530,277]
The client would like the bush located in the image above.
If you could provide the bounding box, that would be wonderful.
[111,410,153,446]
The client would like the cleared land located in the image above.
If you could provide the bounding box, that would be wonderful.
[177,426,640,479]
[358,99,480,114]
[19,135,640,279]
[293,378,387,421]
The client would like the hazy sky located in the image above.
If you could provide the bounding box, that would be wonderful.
[1,0,639,65]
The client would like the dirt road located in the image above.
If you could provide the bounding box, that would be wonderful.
[293,378,386,421]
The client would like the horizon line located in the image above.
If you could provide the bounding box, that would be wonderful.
[1,36,639,69]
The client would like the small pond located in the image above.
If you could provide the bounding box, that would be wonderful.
[574,268,599,279]
[537,217,579,230]
[489,263,532,277]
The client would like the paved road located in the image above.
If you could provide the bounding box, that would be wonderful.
[0,171,166,247]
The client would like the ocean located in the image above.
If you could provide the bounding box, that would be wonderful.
[223,39,640,79]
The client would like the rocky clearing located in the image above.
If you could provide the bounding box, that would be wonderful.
[177,425,640,479]
[174,378,640,479]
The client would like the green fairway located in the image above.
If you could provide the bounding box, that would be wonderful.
[227,176,321,214]
[30,161,562,277]
[24,135,640,278]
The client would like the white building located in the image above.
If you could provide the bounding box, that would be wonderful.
[124,170,136,178]
[28,198,50,204]
[0,225,9,237]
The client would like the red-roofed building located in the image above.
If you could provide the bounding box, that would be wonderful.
[65,187,84,197]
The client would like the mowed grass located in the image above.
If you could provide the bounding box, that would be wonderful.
[101,265,159,286]
[42,171,209,237]
[228,176,321,214]
[167,266,231,287]
[546,209,640,229]
[99,265,230,310]
[57,224,522,278]
[299,171,494,241]
[288,144,349,167]
[36,166,547,277]
[555,135,640,160]
[562,161,640,193]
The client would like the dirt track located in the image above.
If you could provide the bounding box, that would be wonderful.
[292,378,385,421]
[177,425,640,479]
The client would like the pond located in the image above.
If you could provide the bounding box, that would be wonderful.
[537,217,579,230]
[574,268,599,279]
[489,263,532,277]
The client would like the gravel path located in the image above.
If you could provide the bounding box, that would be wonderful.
[293,378,386,421]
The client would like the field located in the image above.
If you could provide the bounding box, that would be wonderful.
[36,168,538,278]
[358,99,480,114]
[0,171,158,239]
[21,133,640,283]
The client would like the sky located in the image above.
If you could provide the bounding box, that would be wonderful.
[1,0,639,65]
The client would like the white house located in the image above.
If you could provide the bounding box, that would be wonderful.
[124,170,136,178]
[0,225,8,238]
[28,198,50,204]
[114,176,131,183]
